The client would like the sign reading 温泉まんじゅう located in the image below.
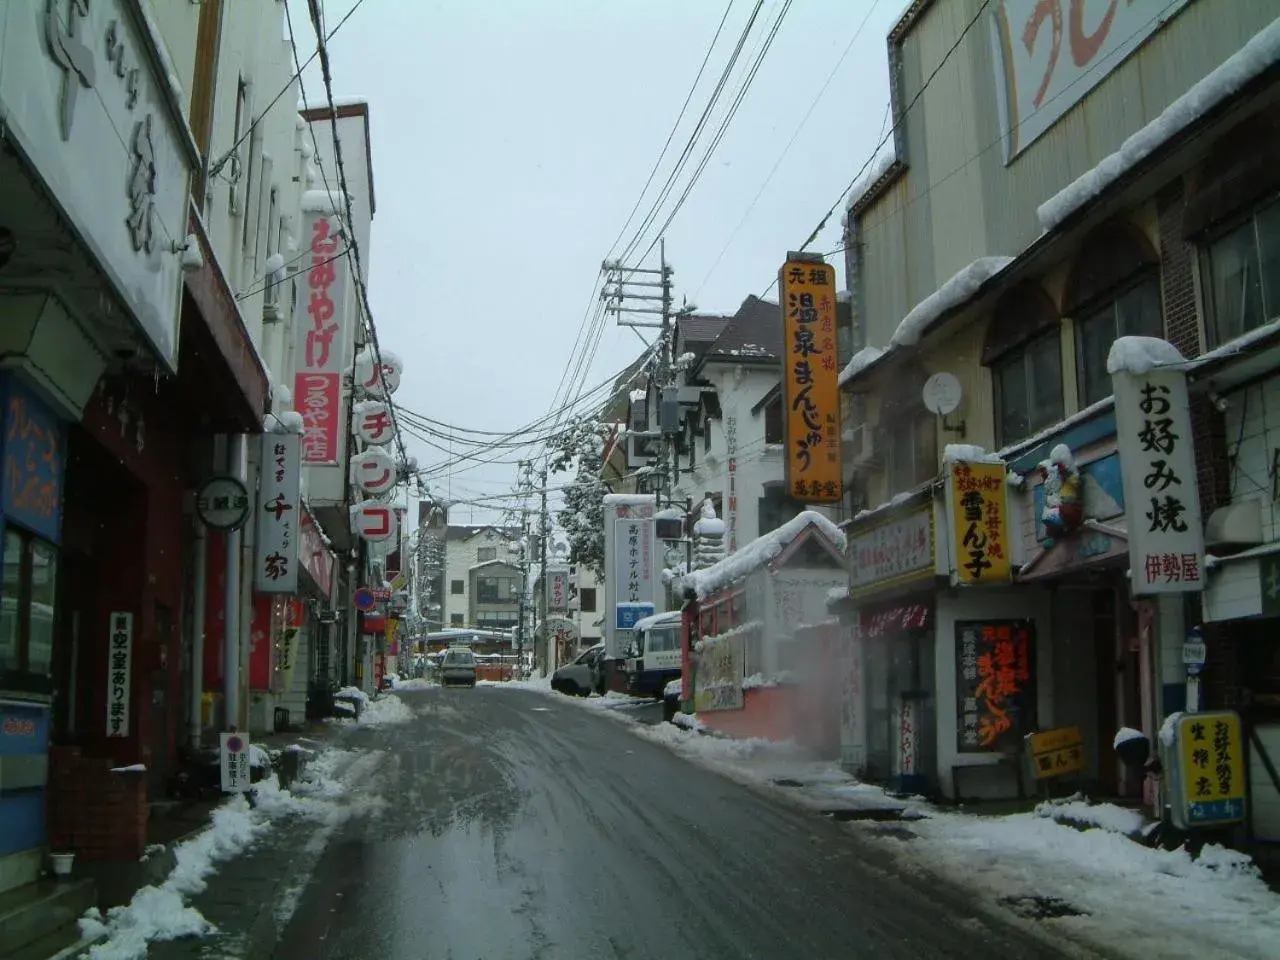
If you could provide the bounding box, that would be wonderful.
[778,258,841,504]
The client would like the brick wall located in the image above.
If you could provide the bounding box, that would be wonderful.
[1157,179,1237,707]
[47,747,147,861]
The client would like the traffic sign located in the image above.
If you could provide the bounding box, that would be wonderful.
[1183,626,1206,676]
[353,587,376,612]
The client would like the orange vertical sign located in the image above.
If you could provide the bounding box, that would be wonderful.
[779,257,842,503]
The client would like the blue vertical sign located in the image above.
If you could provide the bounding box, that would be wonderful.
[0,376,66,543]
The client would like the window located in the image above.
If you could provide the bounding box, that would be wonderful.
[477,610,518,628]
[1205,197,1280,347]
[994,330,1063,447]
[758,483,805,536]
[578,587,596,612]
[0,527,57,693]
[477,576,519,604]
[450,579,464,595]
[476,546,497,562]
[764,395,783,444]
[449,613,464,626]
[1075,279,1164,406]
[886,414,936,493]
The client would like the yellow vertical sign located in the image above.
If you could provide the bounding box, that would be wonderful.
[1177,712,1245,826]
[779,257,842,503]
[949,460,1012,584]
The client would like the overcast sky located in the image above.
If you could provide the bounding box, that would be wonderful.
[297,0,904,526]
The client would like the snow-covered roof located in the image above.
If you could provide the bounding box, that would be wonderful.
[603,493,656,507]
[837,345,885,386]
[468,558,518,572]
[942,443,1005,465]
[844,148,898,218]
[891,257,1014,348]
[1038,17,1280,233]
[632,610,682,633]
[676,511,847,599]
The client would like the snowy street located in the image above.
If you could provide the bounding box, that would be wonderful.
[156,686,1097,960]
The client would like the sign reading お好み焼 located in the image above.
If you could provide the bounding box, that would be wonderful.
[1168,711,1246,829]
[254,433,301,593]
[1112,364,1204,594]
[106,612,133,738]
[778,258,842,503]
[990,0,1192,161]
[294,203,350,464]
[849,510,933,592]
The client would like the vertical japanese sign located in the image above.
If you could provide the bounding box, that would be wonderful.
[293,208,349,463]
[1113,365,1204,594]
[778,257,842,503]
[1169,711,1245,828]
[219,732,252,793]
[3,379,65,543]
[613,517,653,607]
[254,433,301,593]
[725,415,738,552]
[549,570,568,613]
[947,460,1012,584]
[955,620,1035,753]
[106,612,133,738]
[990,0,1191,160]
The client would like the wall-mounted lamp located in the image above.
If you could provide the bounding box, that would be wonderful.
[1209,391,1230,414]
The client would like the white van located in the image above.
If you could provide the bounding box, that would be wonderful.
[624,610,683,699]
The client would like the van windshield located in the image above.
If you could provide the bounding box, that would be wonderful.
[647,627,679,653]
[445,650,475,665]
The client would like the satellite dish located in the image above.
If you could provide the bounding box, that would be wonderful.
[922,372,963,416]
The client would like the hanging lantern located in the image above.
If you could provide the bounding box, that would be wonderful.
[351,447,397,495]
[352,500,398,543]
[353,399,394,446]
[354,347,403,398]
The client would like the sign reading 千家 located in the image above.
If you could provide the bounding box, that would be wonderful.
[955,620,1035,753]
[106,612,133,738]
[947,460,1012,584]
[254,433,301,593]
[294,205,350,464]
[1112,363,1205,594]
[990,0,1192,160]
[849,510,933,592]
[778,257,842,503]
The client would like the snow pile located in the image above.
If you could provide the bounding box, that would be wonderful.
[479,675,554,692]
[693,516,726,536]
[1034,795,1147,836]
[891,257,1014,347]
[825,584,848,604]
[664,677,684,699]
[391,676,434,691]
[853,487,924,521]
[837,345,885,386]
[844,148,897,216]
[354,695,415,725]
[1039,17,1280,232]
[741,670,797,690]
[942,443,1004,464]
[81,747,376,959]
[1106,335,1187,375]
[677,511,847,599]
[633,718,790,762]
[274,410,304,434]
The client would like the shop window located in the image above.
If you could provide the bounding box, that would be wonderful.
[993,330,1063,448]
[450,579,464,595]
[886,413,936,493]
[1204,196,1280,348]
[476,546,497,562]
[764,395,783,444]
[578,587,596,612]
[0,527,57,694]
[1076,278,1164,406]
[450,613,464,626]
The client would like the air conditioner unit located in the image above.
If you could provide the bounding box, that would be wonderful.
[847,424,879,468]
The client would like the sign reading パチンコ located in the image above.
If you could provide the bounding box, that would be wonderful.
[778,257,841,503]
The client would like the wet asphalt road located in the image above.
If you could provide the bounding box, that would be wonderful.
[273,687,1090,960]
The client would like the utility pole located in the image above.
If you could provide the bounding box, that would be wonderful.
[538,462,550,672]
[515,459,534,678]
[601,241,675,503]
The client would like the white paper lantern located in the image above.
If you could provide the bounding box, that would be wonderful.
[352,500,398,543]
[353,399,394,446]
[354,348,404,398]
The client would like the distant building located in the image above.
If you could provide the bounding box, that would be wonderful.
[443,525,521,629]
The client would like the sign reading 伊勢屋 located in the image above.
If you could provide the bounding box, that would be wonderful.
[778,257,841,503]
[1112,361,1205,594]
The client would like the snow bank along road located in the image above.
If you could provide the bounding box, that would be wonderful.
[270,687,1107,960]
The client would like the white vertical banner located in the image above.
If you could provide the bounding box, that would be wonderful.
[106,612,133,738]
[293,205,351,464]
[219,732,252,792]
[613,517,654,606]
[1113,364,1205,594]
[254,433,302,593]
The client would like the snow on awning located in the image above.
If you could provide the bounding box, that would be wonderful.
[676,511,847,599]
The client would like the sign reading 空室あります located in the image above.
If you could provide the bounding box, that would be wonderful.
[254,434,301,593]
[1112,361,1205,594]
[778,257,841,503]
[106,612,133,738]
[947,460,1012,584]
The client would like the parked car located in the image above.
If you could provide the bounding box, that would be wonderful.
[551,643,606,697]
[623,611,682,699]
[441,646,477,688]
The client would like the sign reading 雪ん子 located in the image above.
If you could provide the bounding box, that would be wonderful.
[778,256,841,504]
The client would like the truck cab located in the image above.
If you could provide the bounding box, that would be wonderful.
[624,610,683,699]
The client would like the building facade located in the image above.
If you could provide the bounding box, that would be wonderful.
[443,525,521,628]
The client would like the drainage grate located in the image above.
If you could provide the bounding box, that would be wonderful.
[999,895,1087,920]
